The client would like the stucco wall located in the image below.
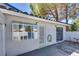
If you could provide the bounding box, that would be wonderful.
[4,14,66,56]
[45,23,56,46]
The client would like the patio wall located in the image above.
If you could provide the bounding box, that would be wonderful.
[66,31,79,40]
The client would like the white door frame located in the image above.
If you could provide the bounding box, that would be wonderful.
[0,23,5,56]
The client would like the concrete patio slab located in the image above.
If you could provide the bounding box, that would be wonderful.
[19,41,79,56]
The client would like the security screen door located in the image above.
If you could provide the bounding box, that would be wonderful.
[39,25,45,47]
[56,27,63,42]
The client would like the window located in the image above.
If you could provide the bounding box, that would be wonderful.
[32,25,38,39]
[12,23,20,40]
[12,22,38,40]
[24,24,32,39]
[19,24,24,32]
[12,23,19,32]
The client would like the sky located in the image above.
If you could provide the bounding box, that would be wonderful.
[9,3,32,14]
[61,18,74,24]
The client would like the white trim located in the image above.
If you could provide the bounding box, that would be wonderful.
[0,24,5,56]
[2,24,5,56]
